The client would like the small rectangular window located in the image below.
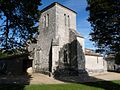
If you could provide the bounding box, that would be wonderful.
[97,57,99,63]
[103,61,105,66]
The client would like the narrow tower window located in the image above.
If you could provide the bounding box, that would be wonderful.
[68,15,70,27]
[46,14,49,27]
[43,16,46,28]
[97,57,99,63]
[44,16,46,27]
[64,14,66,26]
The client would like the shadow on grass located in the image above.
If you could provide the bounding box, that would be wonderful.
[83,80,120,90]
[0,53,33,89]
[54,71,120,90]
[0,74,32,90]
[0,74,31,84]
[0,85,25,90]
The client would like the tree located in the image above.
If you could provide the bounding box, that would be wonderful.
[86,0,120,64]
[0,0,41,51]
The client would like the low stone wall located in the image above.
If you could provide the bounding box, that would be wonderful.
[0,54,29,75]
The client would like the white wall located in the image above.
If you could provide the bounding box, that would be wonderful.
[77,37,85,70]
[52,46,60,72]
[85,55,107,73]
[77,37,85,52]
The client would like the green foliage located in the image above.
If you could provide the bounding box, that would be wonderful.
[0,0,41,50]
[86,0,120,54]
[0,51,8,58]
[0,49,27,58]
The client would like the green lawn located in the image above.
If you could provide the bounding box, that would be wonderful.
[0,80,120,90]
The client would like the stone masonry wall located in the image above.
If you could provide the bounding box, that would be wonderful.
[52,4,77,71]
[56,4,76,47]
[33,6,56,73]
[77,37,86,73]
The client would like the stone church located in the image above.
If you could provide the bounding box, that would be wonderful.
[28,2,107,76]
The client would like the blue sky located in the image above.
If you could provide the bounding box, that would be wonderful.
[39,0,95,49]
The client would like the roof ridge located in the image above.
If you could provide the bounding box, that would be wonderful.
[41,2,77,14]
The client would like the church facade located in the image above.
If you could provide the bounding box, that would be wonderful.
[28,2,107,76]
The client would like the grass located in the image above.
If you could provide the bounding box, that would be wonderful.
[0,80,120,90]
[25,84,101,90]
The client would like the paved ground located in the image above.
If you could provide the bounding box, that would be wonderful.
[30,73,64,84]
[30,72,120,84]
[0,72,120,84]
[93,72,120,81]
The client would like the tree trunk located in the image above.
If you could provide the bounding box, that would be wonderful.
[5,17,9,49]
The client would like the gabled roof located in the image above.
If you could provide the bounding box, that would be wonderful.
[41,2,77,14]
